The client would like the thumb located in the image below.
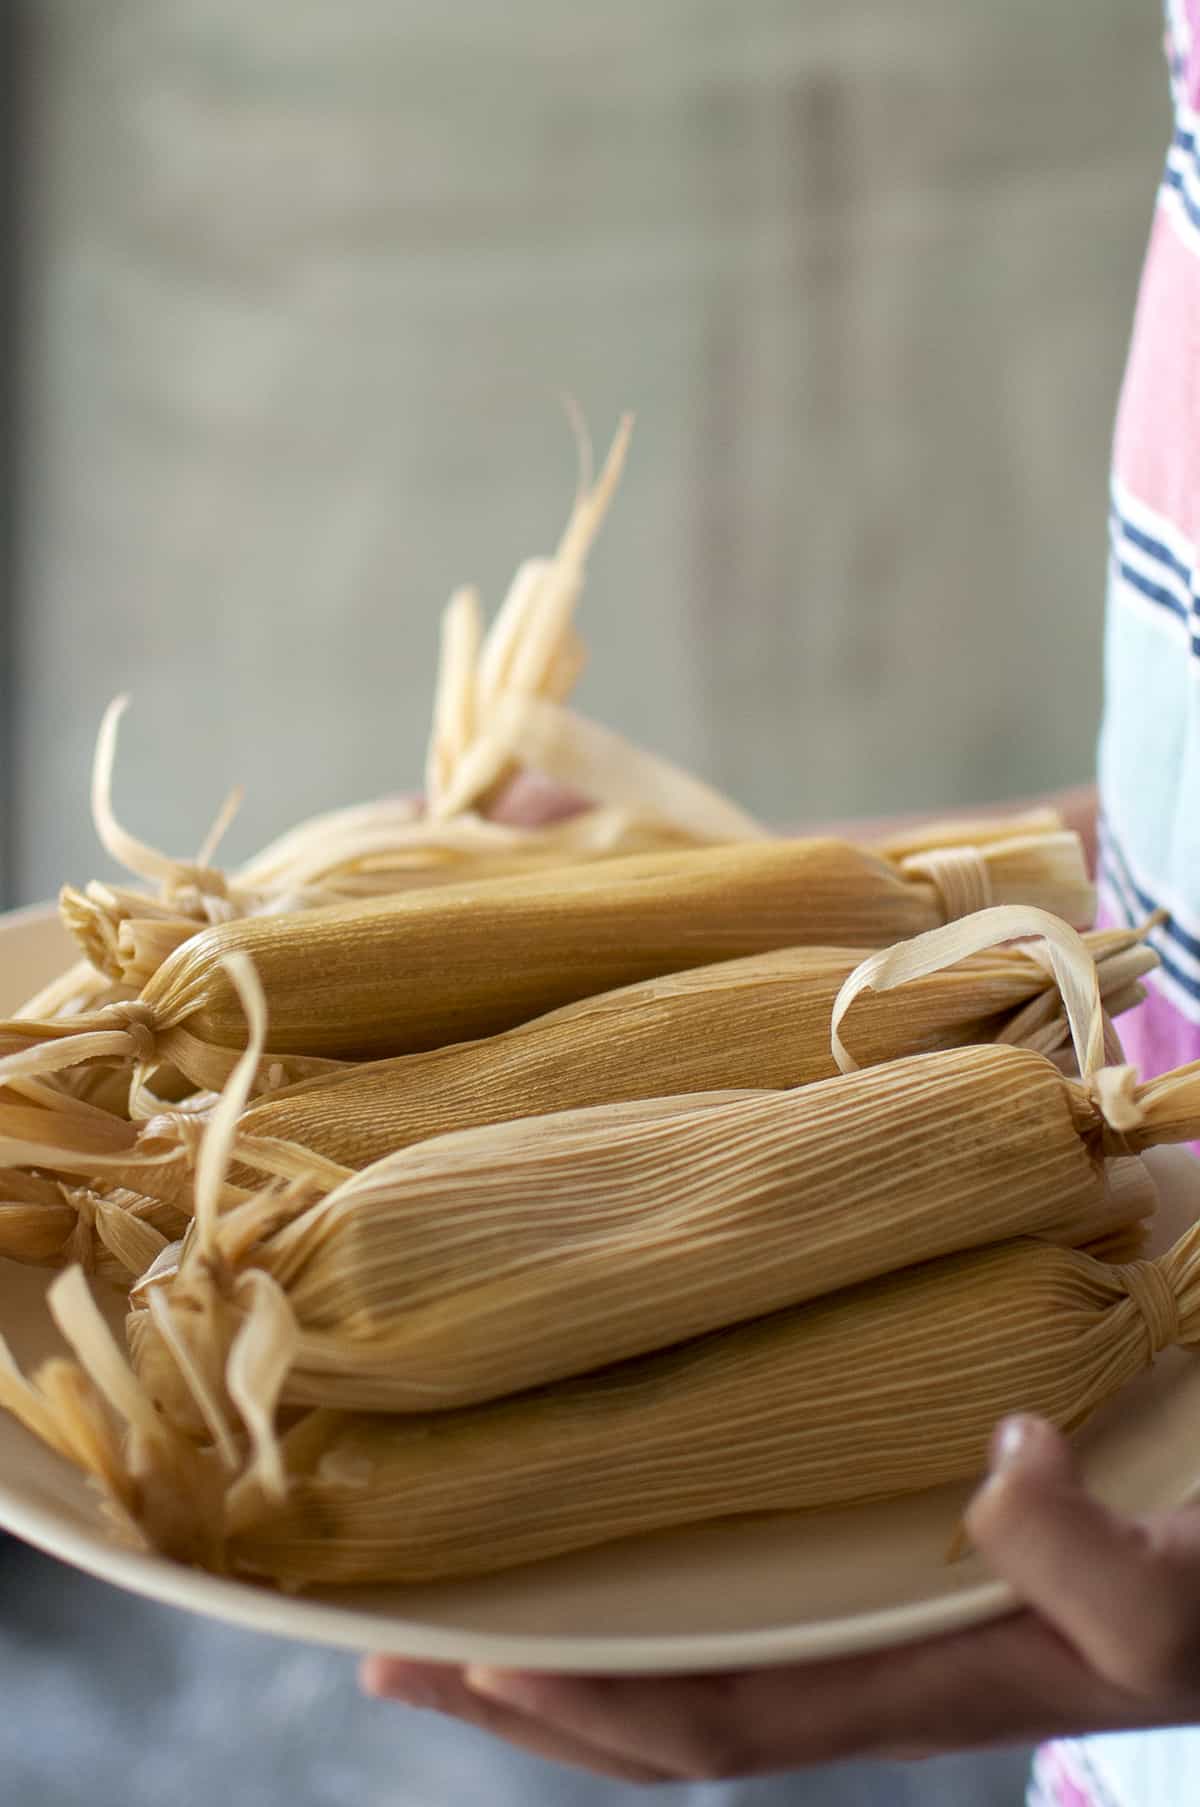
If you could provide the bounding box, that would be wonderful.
[965,1415,1181,1695]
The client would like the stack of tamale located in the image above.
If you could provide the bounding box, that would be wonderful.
[0,422,1193,1598]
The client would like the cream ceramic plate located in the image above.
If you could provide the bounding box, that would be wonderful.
[1,902,1199,1673]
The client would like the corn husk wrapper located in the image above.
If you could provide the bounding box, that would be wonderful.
[59,796,719,994]
[128,1052,1158,1424]
[124,908,1200,1432]
[0,824,1095,1103]
[0,924,1150,1237]
[120,911,1163,1425]
[183,922,1156,1180]
[8,1217,1200,1587]
[868,808,1069,863]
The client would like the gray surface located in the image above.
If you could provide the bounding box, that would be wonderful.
[0,1543,1032,1805]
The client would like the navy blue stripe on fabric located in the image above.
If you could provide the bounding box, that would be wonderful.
[1101,827,1200,1007]
[1103,883,1200,1008]
[1116,560,1191,627]
[1165,163,1200,234]
[1109,504,1200,657]
[1115,513,1193,588]
[1103,820,1200,957]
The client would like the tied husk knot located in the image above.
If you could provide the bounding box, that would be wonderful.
[1117,1257,1182,1359]
[899,845,993,921]
[835,911,1200,1156]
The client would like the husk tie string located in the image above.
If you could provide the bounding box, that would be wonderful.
[902,847,994,923]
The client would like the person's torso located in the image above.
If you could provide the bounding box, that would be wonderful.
[1097,0,1200,1083]
[1045,4,1200,1804]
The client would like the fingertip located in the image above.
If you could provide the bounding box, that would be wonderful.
[359,1654,389,1698]
[488,773,589,827]
[988,1415,1074,1482]
[965,1417,1077,1542]
[465,1665,547,1712]
[359,1657,443,1707]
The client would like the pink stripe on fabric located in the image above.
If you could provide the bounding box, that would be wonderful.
[1029,1745,1105,1807]
[1187,2,1200,109]
[1113,208,1200,544]
[1109,980,1200,1085]
[1095,901,1200,1156]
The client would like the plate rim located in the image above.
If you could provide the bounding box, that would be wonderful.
[0,1463,1019,1668]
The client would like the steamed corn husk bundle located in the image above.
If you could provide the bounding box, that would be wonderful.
[0,924,1151,1240]
[0,826,1096,1103]
[6,1215,1200,1588]
[179,922,1154,1178]
[0,914,1196,1595]
[112,914,1178,1429]
[126,1063,1160,1424]
[61,766,725,994]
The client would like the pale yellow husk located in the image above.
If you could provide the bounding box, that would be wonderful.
[0,925,1147,1234]
[127,1043,1160,1424]
[123,909,1198,1430]
[185,924,1156,1178]
[0,827,1095,1102]
[8,1220,1200,1587]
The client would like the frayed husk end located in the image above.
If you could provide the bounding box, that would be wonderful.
[428,415,633,821]
[130,1225,304,1485]
[0,1094,201,1237]
[0,1169,186,1281]
[0,1270,232,1570]
[1003,929,1157,1063]
[0,1175,80,1266]
[1109,1060,1200,1154]
[0,1006,158,1104]
[60,883,220,992]
[59,886,123,981]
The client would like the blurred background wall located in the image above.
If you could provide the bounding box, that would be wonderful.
[5,0,1168,907]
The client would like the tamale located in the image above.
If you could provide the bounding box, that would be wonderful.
[8,1218,1200,1588]
[0,924,1152,1235]
[0,827,1095,1098]
[114,909,1165,1421]
[182,922,1155,1180]
[127,1062,1161,1421]
[122,909,1200,1423]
